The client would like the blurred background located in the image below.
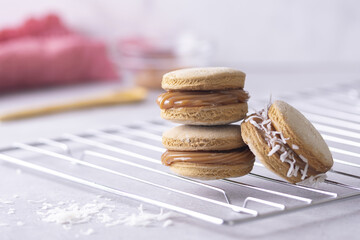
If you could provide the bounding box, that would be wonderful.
[0,0,360,127]
[1,0,360,69]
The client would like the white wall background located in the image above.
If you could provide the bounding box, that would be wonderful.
[0,0,359,73]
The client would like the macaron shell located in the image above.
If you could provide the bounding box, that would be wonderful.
[162,67,245,91]
[268,100,333,172]
[160,103,248,125]
[170,161,254,180]
[162,125,246,151]
[241,120,320,183]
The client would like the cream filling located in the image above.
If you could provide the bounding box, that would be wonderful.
[246,104,310,180]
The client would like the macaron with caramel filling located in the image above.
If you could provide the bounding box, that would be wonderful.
[241,100,333,183]
[157,67,249,125]
[161,125,255,180]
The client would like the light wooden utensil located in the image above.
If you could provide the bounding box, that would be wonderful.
[0,87,147,122]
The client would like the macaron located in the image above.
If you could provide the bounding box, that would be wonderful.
[157,67,249,125]
[241,100,333,183]
[161,125,255,180]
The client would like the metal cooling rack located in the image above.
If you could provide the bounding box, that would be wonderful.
[1,81,360,225]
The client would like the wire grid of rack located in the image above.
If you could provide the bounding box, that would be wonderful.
[0,81,360,225]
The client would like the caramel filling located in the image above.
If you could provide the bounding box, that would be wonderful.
[161,148,255,166]
[157,89,249,109]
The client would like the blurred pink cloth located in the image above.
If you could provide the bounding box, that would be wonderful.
[0,14,118,92]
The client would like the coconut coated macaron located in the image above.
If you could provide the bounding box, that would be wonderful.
[161,125,255,180]
[157,67,249,125]
[241,100,333,183]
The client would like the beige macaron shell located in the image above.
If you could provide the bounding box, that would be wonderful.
[268,100,333,172]
[160,103,248,125]
[162,125,246,151]
[170,161,254,180]
[241,120,320,183]
[162,67,246,91]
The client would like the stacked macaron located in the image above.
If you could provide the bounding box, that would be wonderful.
[158,67,249,125]
[157,67,255,180]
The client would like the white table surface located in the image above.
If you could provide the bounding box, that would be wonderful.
[1,71,360,240]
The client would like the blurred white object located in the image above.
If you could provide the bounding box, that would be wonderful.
[117,33,212,88]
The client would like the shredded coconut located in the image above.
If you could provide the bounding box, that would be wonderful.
[16,221,24,226]
[80,228,94,235]
[1,196,176,233]
[97,212,113,223]
[113,205,175,227]
[27,198,47,204]
[247,103,311,180]
[7,208,15,215]
[0,199,14,204]
[36,200,177,230]
[41,202,53,210]
[297,173,327,187]
[292,144,299,150]
[162,219,173,228]
[267,145,281,156]
[38,202,108,225]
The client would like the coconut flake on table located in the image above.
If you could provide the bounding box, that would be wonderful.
[38,202,108,225]
[41,202,53,210]
[80,228,95,236]
[97,212,113,224]
[7,208,15,215]
[0,196,178,231]
[36,199,178,229]
[162,220,173,228]
[0,199,14,204]
[111,205,177,227]
[27,198,47,204]
[16,221,24,226]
